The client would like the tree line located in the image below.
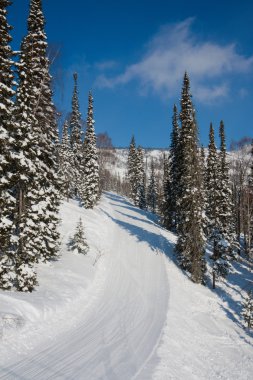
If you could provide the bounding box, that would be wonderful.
[0,0,99,292]
[127,72,253,289]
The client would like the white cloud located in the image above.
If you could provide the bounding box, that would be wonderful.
[95,18,253,102]
[95,60,118,71]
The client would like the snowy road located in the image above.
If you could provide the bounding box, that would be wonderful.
[1,193,169,379]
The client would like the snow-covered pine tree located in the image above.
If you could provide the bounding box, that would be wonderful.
[81,91,99,208]
[147,159,158,213]
[127,136,138,201]
[217,121,238,259]
[69,218,89,255]
[69,73,83,197]
[206,123,219,234]
[0,0,16,289]
[11,0,60,289]
[161,153,170,227]
[242,290,253,329]
[175,72,206,284]
[164,104,180,230]
[136,146,146,209]
[70,73,83,150]
[58,121,75,199]
[205,123,231,288]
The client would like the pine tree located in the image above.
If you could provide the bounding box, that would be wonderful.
[127,136,138,201]
[147,159,158,213]
[69,73,83,197]
[161,153,170,226]
[217,121,238,259]
[11,0,60,290]
[205,123,231,288]
[242,290,253,329]
[136,146,146,209]
[70,73,82,150]
[163,104,180,230]
[58,121,75,199]
[81,91,99,208]
[175,72,206,284]
[69,218,89,255]
[206,123,220,234]
[0,0,16,289]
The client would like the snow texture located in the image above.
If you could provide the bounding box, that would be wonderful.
[0,192,252,379]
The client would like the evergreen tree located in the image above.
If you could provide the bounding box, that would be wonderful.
[217,121,238,259]
[136,146,146,209]
[11,0,60,290]
[206,123,219,234]
[69,73,83,197]
[0,0,16,289]
[205,123,231,288]
[127,136,138,201]
[69,218,89,255]
[147,159,158,213]
[58,121,75,199]
[242,290,253,329]
[175,72,206,284]
[164,104,180,230]
[70,73,82,150]
[161,153,170,227]
[81,91,99,208]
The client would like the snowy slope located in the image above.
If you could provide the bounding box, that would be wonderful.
[0,192,253,379]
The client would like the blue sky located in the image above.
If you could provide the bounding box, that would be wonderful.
[9,0,253,148]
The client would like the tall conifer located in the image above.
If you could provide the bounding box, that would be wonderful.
[82,91,99,208]
[176,72,206,284]
[147,159,158,213]
[0,0,16,289]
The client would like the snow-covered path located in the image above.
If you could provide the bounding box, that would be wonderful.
[1,193,169,379]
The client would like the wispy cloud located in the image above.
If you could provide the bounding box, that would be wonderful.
[95,60,118,71]
[95,18,253,103]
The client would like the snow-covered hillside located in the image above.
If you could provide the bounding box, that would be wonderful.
[0,192,253,379]
[104,148,167,179]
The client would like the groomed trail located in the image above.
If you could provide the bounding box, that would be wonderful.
[1,192,253,379]
[1,193,169,379]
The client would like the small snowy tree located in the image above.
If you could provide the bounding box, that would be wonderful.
[16,263,37,293]
[135,146,146,209]
[127,136,138,201]
[69,219,89,255]
[242,290,253,329]
[147,159,158,213]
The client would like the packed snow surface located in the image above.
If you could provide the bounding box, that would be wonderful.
[0,192,253,379]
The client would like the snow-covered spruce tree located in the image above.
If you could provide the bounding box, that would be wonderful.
[175,72,206,284]
[161,153,170,227]
[136,146,146,209]
[163,104,180,231]
[58,121,75,200]
[147,158,158,213]
[242,290,253,329]
[206,123,220,234]
[127,135,138,201]
[205,123,231,288]
[81,91,99,208]
[12,0,60,290]
[0,0,16,289]
[217,121,238,259]
[69,218,89,255]
[69,73,83,197]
